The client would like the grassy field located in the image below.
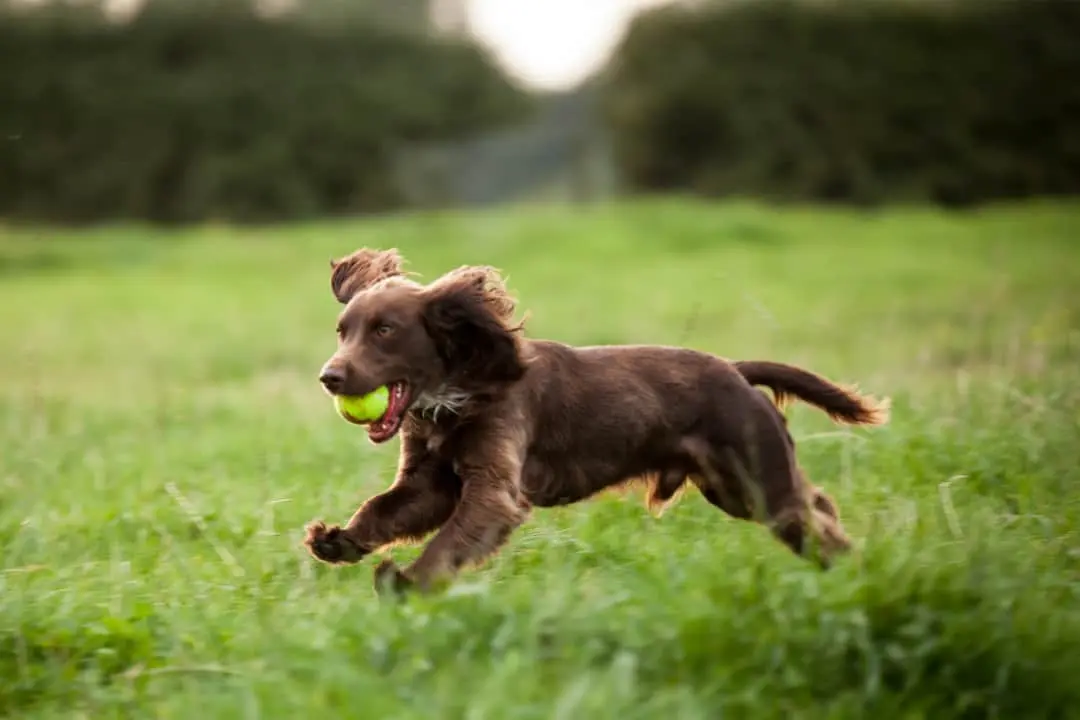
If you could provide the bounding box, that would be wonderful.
[1,198,1079,719]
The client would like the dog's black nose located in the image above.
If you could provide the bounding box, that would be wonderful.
[319,367,346,394]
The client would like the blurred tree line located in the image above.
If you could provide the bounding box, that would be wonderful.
[2,0,1079,224]
[0,0,527,223]
[603,0,1080,207]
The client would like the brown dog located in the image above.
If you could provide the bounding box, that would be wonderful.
[304,248,889,593]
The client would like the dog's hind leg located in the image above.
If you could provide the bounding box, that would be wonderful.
[683,403,852,568]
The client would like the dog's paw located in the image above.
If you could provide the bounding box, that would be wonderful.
[303,521,366,564]
[373,558,414,597]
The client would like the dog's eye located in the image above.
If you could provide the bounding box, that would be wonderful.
[335,322,346,337]
[375,323,394,337]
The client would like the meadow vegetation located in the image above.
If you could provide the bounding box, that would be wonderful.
[1,199,1079,718]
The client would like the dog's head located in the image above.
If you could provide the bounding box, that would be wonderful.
[319,248,527,443]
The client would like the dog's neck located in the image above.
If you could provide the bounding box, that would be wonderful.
[412,385,472,422]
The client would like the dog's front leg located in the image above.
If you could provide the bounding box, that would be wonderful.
[305,434,460,564]
[377,434,530,594]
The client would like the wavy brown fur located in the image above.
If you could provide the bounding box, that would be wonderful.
[329,247,411,304]
[734,360,890,426]
[428,265,524,331]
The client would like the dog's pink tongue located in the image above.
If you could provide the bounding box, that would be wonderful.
[366,384,406,442]
[367,413,394,442]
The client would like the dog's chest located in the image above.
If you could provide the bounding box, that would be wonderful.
[409,389,471,458]
[413,387,471,423]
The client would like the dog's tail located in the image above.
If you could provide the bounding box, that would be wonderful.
[734,360,890,426]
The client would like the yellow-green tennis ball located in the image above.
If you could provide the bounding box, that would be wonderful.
[334,386,390,424]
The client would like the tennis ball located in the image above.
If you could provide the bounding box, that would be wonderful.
[334,386,390,423]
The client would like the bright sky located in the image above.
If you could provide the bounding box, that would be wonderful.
[466,0,674,91]
[15,0,674,89]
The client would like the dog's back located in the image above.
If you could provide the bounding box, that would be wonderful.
[514,341,782,506]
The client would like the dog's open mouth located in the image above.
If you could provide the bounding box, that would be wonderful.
[360,381,410,444]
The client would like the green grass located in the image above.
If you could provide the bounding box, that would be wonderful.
[1,198,1079,719]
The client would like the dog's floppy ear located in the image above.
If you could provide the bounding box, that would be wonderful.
[421,266,526,385]
[329,248,405,304]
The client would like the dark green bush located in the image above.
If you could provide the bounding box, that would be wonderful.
[0,2,530,224]
[602,0,1080,206]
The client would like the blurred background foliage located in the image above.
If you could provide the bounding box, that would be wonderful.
[0,0,532,223]
[604,0,1080,207]
[1,0,1078,223]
